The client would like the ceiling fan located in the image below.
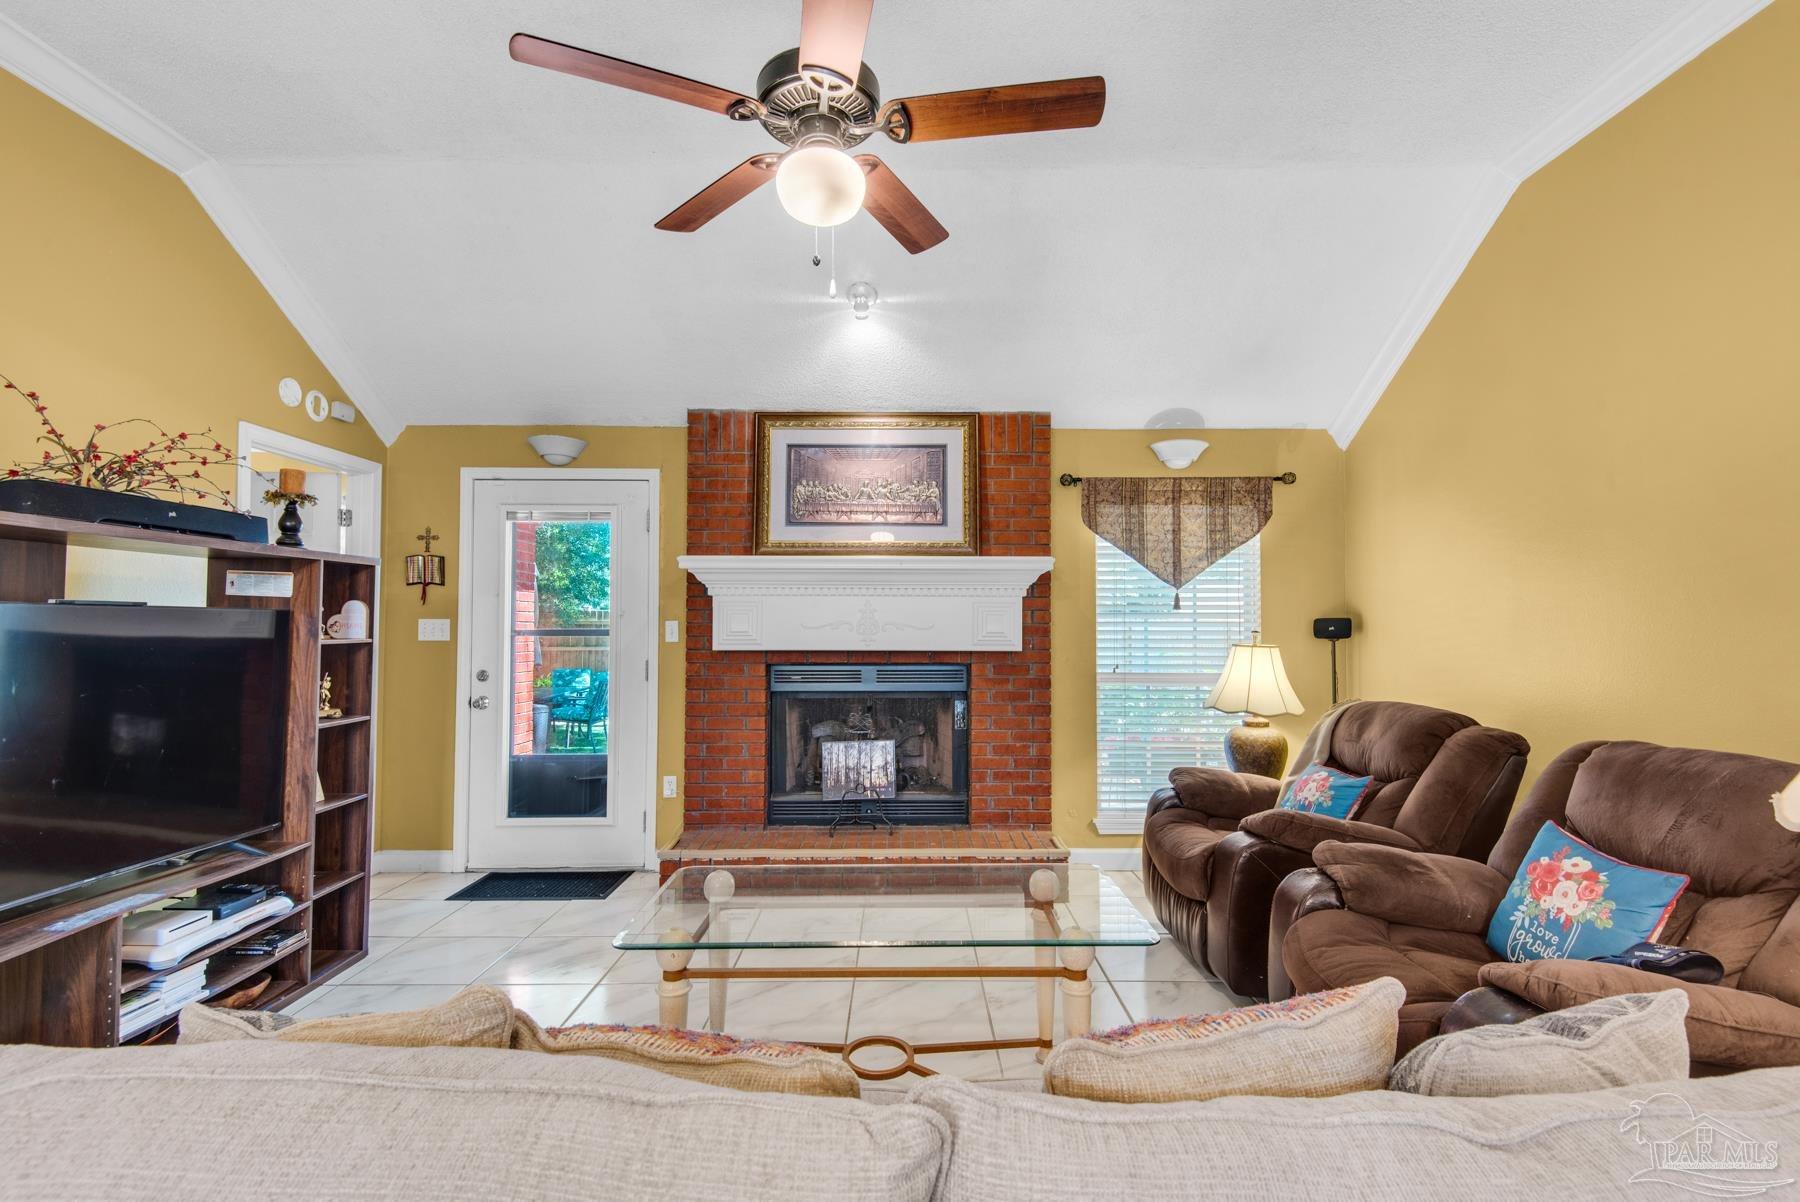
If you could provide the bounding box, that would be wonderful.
[509,0,1106,254]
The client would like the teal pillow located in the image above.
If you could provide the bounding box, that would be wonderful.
[1278,765,1374,820]
[1486,821,1690,963]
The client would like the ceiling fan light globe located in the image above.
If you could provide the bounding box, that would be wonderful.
[776,145,866,227]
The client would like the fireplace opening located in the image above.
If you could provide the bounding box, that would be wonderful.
[767,664,969,825]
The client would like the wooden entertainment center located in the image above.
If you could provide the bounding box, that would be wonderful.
[0,511,378,1046]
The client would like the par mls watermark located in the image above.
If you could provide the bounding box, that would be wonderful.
[1621,1091,1793,1197]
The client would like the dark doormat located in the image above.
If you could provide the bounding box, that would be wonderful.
[447,871,632,902]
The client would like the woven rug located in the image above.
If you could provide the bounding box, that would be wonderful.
[446,871,632,902]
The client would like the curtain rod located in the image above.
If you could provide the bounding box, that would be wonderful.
[1058,472,1297,487]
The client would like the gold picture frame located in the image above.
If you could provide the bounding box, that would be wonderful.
[753,412,980,554]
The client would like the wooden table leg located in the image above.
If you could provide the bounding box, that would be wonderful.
[1058,932,1096,1042]
[657,927,694,1029]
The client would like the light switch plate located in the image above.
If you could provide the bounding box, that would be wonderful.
[418,618,451,641]
[664,620,679,643]
[662,775,678,799]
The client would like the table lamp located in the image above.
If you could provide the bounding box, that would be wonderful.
[1204,631,1305,778]
[1775,773,1800,832]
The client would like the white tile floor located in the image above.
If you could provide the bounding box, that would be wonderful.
[282,867,1249,1083]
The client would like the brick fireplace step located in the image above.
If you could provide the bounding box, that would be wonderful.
[659,826,1068,881]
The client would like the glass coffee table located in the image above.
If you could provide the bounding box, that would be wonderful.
[613,862,1159,1080]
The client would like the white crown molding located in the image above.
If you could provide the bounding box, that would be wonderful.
[183,162,401,444]
[1327,168,1516,449]
[1501,0,1773,179]
[1331,0,1770,448]
[679,554,1054,652]
[0,14,402,445]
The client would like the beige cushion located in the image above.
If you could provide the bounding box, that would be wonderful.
[1041,976,1403,1102]
[1388,992,1690,1097]
[511,1015,861,1098]
[911,1069,1800,1202]
[0,1041,948,1202]
[178,985,521,1049]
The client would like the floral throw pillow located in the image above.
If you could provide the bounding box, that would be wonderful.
[1486,821,1690,963]
[1278,764,1375,820]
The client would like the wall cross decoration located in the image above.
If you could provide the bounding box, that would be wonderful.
[406,526,446,604]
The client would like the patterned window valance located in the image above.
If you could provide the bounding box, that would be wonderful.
[1078,477,1273,606]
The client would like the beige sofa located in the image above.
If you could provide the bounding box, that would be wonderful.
[3,1041,1796,1200]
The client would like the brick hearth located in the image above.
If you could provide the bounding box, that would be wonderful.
[683,410,1052,829]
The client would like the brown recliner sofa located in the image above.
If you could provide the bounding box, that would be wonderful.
[1140,700,1529,995]
[1277,740,1800,1069]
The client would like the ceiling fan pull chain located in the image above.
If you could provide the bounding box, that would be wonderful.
[812,224,821,268]
[829,225,838,299]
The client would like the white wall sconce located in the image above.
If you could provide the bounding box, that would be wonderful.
[847,281,879,319]
[1150,438,1209,470]
[528,434,588,466]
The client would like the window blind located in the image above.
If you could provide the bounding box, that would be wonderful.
[1095,535,1261,815]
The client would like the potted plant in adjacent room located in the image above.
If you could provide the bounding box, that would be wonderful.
[0,372,266,542]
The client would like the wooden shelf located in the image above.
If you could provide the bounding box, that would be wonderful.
[252,977,305,1012]
[0,839,308,965]
[203,935,310,1001]
[0,509,378,565]
[309,947,367,982]
[317,792,368,814]
[0,513,376,1048]
[318,714,371,729]
[119,902,311,994]
[312,869,364,900]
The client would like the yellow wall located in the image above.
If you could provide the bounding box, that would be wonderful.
[1052,430,1348,847]
[374,426,688,851]
[0,71,383,485]
[1342,1,1800,792]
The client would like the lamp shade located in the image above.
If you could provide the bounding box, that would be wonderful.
[1205,638,1304,717]
[1775,773,1800,833]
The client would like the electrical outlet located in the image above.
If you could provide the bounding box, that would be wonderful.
[664,620,679,643]
[418,618,451,642]
[662,775,678,799]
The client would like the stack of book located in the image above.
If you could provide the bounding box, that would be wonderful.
[119,962,209,1039]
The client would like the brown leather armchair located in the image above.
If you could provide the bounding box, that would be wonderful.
[1141,701,1528,994]
[1278,740,1800,1068]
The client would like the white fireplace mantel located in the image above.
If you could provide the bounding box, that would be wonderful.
[678,555,1055,652]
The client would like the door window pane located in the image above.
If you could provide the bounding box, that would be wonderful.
[507,515,612,819]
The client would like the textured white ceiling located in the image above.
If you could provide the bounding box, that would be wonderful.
[0,0,1742,438]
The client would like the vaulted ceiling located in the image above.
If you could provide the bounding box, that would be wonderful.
[0,1,1764,443]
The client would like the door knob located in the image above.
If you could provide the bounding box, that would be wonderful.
[468,695,491,710]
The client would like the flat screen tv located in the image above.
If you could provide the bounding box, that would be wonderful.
[0,603,290,915]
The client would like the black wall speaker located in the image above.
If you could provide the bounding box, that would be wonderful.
[1313,617,1353,640]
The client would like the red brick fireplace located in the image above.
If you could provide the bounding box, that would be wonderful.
[682,410,1052,830]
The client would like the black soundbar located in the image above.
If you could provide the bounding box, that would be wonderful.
[0,479,269,543]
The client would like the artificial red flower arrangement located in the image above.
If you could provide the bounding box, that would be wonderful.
[3,372,238,506]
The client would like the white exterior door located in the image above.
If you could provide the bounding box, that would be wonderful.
[463,477,653,869]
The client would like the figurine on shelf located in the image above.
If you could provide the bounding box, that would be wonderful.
[319,673,343,720]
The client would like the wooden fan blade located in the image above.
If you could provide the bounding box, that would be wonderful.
[855,156,947,254]
[509,33,750,115]
[655,156,779,232]
[799,0,874,84]
[889,76,1105,142]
